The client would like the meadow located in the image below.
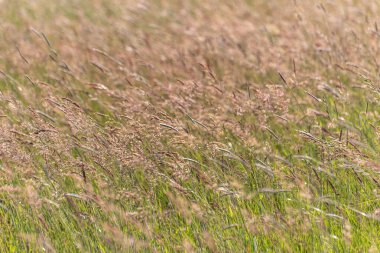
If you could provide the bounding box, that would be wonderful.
[1,0,380,252]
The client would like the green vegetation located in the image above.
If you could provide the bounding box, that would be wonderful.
[0,0,380,252]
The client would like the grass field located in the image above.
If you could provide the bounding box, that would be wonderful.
[1,0,380,252]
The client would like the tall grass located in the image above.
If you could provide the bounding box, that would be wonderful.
[0,0,380,252]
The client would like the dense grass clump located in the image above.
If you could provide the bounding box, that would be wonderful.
[1,0,380,252]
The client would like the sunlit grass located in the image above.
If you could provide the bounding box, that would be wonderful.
[0,0,380,252]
